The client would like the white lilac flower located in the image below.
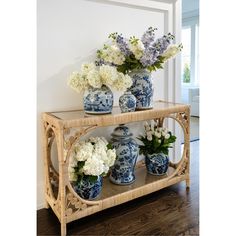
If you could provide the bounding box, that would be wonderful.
[68,72,89,92]
[129,39,145,60]
[99,65,118,86]
[162,44,182,61]
[87,69,102,88]
[165,133,170,139]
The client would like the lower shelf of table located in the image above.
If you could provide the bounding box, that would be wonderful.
[97,165,176,200]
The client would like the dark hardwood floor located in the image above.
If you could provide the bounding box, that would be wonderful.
[37,141,199,236]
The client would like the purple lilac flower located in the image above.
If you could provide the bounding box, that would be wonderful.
[140,46,160,67]
[154,33,174,54]
[116,34,132,56]
[141,27,157,48]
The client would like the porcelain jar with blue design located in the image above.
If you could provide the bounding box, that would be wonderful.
[73,176,102,200]
[83,85,113,114]
[145,153,169,175]
[109,125,139,185]
[119,91,136,113]
[129,69,154,110]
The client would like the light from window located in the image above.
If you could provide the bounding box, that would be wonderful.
[181,27,191,84]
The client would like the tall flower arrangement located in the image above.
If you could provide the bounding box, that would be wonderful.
[68,62,132,92]
[96,27,182,74]
[68,137,116,183]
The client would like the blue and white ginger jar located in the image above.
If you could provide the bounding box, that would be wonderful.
[73,176,102,200]
[129,69,154,110]
[145,153,169,175]
[119,91,136,113]
[109,125,139,185]
[83,85,113,114]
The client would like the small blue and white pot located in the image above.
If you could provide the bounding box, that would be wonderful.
[129,69,154,110]
[83,85,113,114]
[110,125,139,185]
[145,153,169,175]
[119,91,136,113]
[73,176,102,200]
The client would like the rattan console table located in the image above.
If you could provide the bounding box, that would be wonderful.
[41,100,190,236]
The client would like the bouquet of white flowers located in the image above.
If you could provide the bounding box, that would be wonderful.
[68,62,132,92]
[137,121,176,156]
[68,136,116,183]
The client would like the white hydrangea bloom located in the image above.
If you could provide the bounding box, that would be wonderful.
[106,149,116,167]
[81,62,96,76]
[83,155,108,176]
[69,171,78,182]
[87,69,102,88]
[112,73,132,91]
[75,142,94,161]
[99,65,118,86]
[68,72,89,92]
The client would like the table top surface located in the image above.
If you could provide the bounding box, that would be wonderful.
[48,101,188,120]
[43,100,189,128]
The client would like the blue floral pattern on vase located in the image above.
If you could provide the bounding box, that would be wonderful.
[109,125,139,185]
[73,176,102,200]
[129,69,153,110]
[83,85,113,114]
[145,153,169,175]
[119,91,136,113]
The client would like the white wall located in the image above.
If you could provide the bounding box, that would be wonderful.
[37,0,181,209]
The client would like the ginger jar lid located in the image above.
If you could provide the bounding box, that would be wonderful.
[111,125,133,138]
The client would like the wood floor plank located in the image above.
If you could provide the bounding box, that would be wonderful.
[37,141,199,236]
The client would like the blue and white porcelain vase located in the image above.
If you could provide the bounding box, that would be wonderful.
[119,91,136,113]
[145,153,169,175]
[73,176,102,200]
[129,69,154,110]
[83,85,113,114]
[109,125,139,185]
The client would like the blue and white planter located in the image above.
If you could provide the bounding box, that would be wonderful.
[119,91,136,113]
[145,153,169,176]
[83,85,113,114]
[129,69,154,110]
[109,125,139,185]
[73,176,102,200]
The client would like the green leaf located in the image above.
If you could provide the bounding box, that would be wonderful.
[87,175,98,183]
[107,143,113,150]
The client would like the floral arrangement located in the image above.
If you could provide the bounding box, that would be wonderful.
[68,137,116,183]
[96,27,182,73]
[68,62,132,92]
[138,121,176,156]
